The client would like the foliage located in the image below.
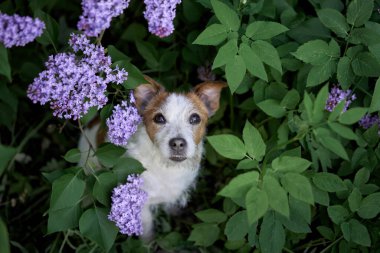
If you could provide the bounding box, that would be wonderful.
[1,0,380,252]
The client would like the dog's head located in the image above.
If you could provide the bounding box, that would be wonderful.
[134,76,225,162]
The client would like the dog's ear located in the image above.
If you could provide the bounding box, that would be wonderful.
[194,81,226,117]
[134,75,165,112]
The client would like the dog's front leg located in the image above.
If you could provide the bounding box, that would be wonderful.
[140,202,154,241]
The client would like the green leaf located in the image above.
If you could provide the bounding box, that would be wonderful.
[319,135,349,160]
[357,192,380,219]
[280,89,300,110]
[0,45,11,81]
[369,78,380,113]
[338,107,368,125]
[351,52,380,77]
[113,157,144,181]
[225,54,246,93]
[259,212,285,253]
[346,0,374,27]
[257,99,286,118]
[34,10,59,47]
[312,172,347,192]
[195,209,227,224]
[242,121,266,161]
[251,40,282,73]
[236,159,258,170]
[207,134,246,160]
[263,175,289,217]
[327,205,349,224]
[342,219,372,247]
[93,172,118,206]
[312,84,329,123]
[0,145,17,176]
[337,57,354,88]
[245,21,288,40]
[114,61,146,89]
[63,148,82,163]
[107,45,131,62]
[328,122,358,140]
[79,207,118,252]
[272,156,311,173]
[212,39,238,69]
[306,60,337,87]
[0,218,10,253]
[218,171,259,201]
[188,223,220,247]
[292,40,330,65]
[224,211,249,241]
[354,168,370,186]
[193,24,228,45]
[47,205,82,233]
[313,186,330,206]
[246,187,269,225]
[281,173,314,204]
[317,8,349,37]
[210,0,240,31]
[95,143,126,167]
[239,43,267,81]
[348,188,362,212]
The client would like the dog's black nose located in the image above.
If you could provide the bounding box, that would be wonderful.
[169,138,187,152]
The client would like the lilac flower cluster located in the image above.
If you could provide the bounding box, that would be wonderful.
[106,94,141,146]
[108,174,148,236]
[359,114,380,130]
[27,33,127,120]
[78,0,131,37]
[0,13,45,48]
[143,0,182,38]
[325,86,356,112]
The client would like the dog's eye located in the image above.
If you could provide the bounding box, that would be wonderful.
[189,113,201,125]
[153,113,166,124]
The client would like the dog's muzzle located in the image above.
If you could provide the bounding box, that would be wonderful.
[169,137,187,162]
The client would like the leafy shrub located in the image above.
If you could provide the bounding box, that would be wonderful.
[1,0,380,252]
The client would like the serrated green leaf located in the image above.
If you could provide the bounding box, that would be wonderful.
[242,121,266,161]
[225,54,246,93]
[224,211,249,241]
[292,40,330,65]
[213,39,238,69]
[257,99,286,118]
[188,223,220,247]
[210,0,240,31]
[207,134,246,160]
[63,148,82,163]
[218,171,259,200]
[251,40,282,73]
[346,0,374,27]
[0,45,11,81]
[245,21,288,40]
[317,8,349,37]
[195,209,227,224]
[339,107,368,125]
[263,175,289,217]
[281,173,314,204]
[306,60,337,87]
[369,78,380,113]
[357,192,380,219]
[272,156,311,173]
[193,24,227,45]
[239,43,267,81]
[351,52,380,77]
[312,172,347,192]
[246,187,268,224]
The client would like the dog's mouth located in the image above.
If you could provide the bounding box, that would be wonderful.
[169,155,187,162]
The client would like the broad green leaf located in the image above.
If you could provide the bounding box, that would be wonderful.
[259,212,285,253]
[47,205,82,233]
[346,0,374,27]
[313,186,330,206]
[79,207,118,252]
[218,171,259,199]
[337,57,354,88]
[280,89,300,110]
[303,93,313,121]
[95,143,126,167]
[34,10,59,47]
[312,172,347,192]
[0,145,17,176]
[281,173,314,204]
[246,187,269,224]
[344,219,372,247]
[224,211,249,241]
[207,134,246,160]
[317,8,349,37]
[257,99,286,118]
[210,0,240,31]
[306,60,337,87]
[188,223,220,247]
[312,84,329,123]
[0,218,10,253]
[357,192,380,219]
[225,54,246,93]
[245,21,288,40]
[351,52,380,77]
[319,135,349,160]
[195,209,227,224]
[369,78,380,113]
[242,121,266,161]
[193,24,227,45]
[272,156,311,173]
[113,60,146,89]
[348,188,362,212]
[107,45,131,62]
[317,226,335,241]
[113,157,144,182]
[63,148,82,163]
[263,175,289,217]
[212,39,238,69]
[328,100,346,121]
[251,40,282,73]
[354,168,370,186]
[93,172,118,206]
[339,107,368,125]
[239,43,267,81]
[0,45,11,81]
[236,159,258,170]
[328,122,358,140]
[327,205,349,224]
[292,40,330,65]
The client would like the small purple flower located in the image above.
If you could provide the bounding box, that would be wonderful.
[143,0,181,38]
[27,33,127,120]
[0,13,45,48]
[108,174,148,236]
[78,0,131,37]
[359,114,380,129]
[106,95,142,146]
[325,85,356,112]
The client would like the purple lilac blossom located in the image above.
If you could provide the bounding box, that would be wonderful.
[78,0,131,37]
[106,94,141,146]
[325,85,356,112]
[27,33,127,120]
[359,114,380,129]
[108,174,148,236]
[0,13,45,48]
[143,0,181,38]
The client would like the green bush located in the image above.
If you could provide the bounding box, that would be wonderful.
[1,0,380,252]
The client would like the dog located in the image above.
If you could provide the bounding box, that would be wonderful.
[79,76,225,239]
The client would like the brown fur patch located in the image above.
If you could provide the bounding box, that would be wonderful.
[194,81,226,116]
[186,93,209,144]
